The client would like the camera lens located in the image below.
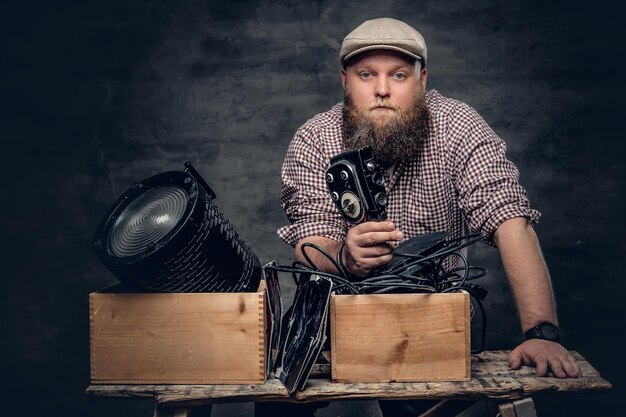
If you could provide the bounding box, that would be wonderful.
[372,172,384,186]
[375,192,388,207]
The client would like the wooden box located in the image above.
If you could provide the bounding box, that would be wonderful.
[330,292,470,382]
[90,281,267,384]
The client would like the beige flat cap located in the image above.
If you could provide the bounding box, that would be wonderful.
[339,18,427,66]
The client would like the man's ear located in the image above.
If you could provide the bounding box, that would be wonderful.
[341,69,347,89]
[420,68,428,90]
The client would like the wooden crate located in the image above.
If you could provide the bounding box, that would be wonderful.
[330,292,470,382]
[90,281,267,384]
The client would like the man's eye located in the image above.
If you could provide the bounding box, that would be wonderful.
[360,72,372,79]
[393,72,407,80]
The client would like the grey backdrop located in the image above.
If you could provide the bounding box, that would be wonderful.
[2,0,624,416]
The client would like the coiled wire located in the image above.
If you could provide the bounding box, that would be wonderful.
[266,232,488,353]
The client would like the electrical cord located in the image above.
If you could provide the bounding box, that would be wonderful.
[265,232,488,353]
[301,242,349,281]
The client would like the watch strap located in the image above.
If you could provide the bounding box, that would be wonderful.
[524,322,561,343]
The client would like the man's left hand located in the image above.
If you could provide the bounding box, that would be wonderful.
[509,339,581,378]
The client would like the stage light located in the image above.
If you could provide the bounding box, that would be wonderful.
[93,162,261,293]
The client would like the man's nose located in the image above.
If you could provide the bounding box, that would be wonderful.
[375,77,390,98]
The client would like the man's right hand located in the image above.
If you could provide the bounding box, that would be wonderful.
[341,221,404,277]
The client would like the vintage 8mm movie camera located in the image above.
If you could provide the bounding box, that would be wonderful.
[325,146,388,223]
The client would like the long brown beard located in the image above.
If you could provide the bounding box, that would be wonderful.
[342,89,430,168]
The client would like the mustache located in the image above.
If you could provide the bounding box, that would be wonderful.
[366,100,400,111]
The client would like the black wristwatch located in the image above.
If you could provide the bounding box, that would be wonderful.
[524,322,561,343]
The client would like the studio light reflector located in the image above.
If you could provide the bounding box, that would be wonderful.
[93,162,261,293]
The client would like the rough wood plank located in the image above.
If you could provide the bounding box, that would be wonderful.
[90,284,266,384]
[512,398,537,417]
[498,402,517,417]
[331,293,470,382]
[86,351,611,405]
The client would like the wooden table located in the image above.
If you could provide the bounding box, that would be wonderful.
[86,351,611,417]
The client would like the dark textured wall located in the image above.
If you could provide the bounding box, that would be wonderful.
[2,0,624,416]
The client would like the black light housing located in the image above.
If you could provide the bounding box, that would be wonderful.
[93,162,261,293]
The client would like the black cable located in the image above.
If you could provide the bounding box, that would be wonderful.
[299,243,320,271]
[291,260,311,285]
[438,266,486,285]
[265,263,360,294]
[267,234,488,351]
[435,251,468,290]
[301,242,349,281]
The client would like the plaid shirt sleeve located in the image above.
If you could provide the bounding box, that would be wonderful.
[447,103,541,245]
[277,125,347,247]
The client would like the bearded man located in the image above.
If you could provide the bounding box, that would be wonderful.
[275,17,580,417]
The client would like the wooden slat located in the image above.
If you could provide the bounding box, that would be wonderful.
[512,398,537,417]
[90,283,266,384]
[498,402,517,417]
[331,293,470,382]
[86,351,611,405]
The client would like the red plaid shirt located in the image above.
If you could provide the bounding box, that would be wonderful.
[278,89,540,247]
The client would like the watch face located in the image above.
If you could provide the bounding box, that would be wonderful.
[540,324,559,340]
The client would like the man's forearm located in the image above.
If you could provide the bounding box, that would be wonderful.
[494,217,557,332]
[294,236,343,274]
